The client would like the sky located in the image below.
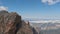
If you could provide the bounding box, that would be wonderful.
[0,0,60,19]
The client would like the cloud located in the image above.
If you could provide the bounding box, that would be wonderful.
[0,6,8,11]
[41,0,60,5]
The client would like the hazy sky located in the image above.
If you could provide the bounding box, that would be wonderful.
[0,0,60,19]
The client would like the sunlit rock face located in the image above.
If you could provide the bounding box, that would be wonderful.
[0,11,38,34]
[0,10,21,34]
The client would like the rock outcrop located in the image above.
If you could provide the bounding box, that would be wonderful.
[17,20,33,34]
[0,10,38,34]
[0,10,21,34]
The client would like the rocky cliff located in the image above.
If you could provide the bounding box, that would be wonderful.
[0,10,38,34]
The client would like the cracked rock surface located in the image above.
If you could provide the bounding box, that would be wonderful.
[0,10,38,34]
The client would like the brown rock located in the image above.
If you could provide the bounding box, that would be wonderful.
[0,10,38,34]
[17,20,33,34]
[0,10,21,34]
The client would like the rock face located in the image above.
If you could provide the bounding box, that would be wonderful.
[0,10,21,34]
[0,10,38,34]
[17,20,33,34]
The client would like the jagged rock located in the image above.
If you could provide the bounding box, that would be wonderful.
[0,10,38,34]
[0,10,21,34]
[17,20,38,34]
[17,20,33,34]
